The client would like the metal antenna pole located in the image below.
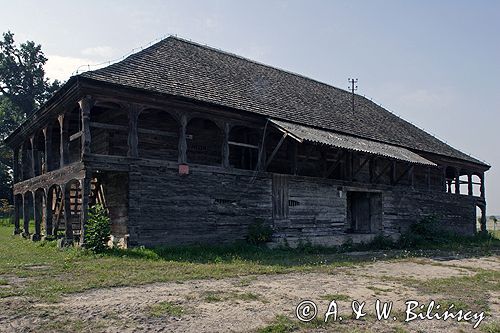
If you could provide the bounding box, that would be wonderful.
[348,78,358,112]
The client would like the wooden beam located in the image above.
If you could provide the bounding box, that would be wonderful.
[393,163,412,185]
[352,154,370,178]
[372,160,392,183]
[178,114,187,164]
[228,141,259,149]
[325,150,344,178]
[222,123,230,168]
[69,131,83,142]
[265,132,288,169]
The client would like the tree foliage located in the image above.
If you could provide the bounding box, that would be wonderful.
[0,31,61,203]
[0,31,60,116]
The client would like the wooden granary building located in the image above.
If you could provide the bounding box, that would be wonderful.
[4,37,490,247]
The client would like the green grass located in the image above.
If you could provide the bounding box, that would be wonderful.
[0,226,369,302]
[148,301,185,317]
[0,224,499,303]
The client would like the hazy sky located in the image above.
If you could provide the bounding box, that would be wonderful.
[1,0,498,214]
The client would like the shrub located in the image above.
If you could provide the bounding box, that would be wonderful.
[85,204,111,253]
[247,218,273,245]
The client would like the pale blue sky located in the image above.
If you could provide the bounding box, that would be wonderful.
[1,0,498,214]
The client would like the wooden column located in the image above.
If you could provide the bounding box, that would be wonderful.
[45,190,53,237]
[178,114,187,164]
[480,173,485,198]
[222,122,230,168]
[43,126,52,172]
[13,195,21,235]
[30,136,38,177]
[13,148,19,183]
[479,204,487,234]
[63,184,73,244]
[80,171,91,246]
[467,173,473,196]
[22,193,30,237]
[442,166,447,192]
[32,192,42,241]
[454,169,460,194]
[127,104,141,158]
[391,161,396,185]
[79,96,94,158]
[59,115,68,168]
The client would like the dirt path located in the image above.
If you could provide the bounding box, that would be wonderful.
[2,256,499,333]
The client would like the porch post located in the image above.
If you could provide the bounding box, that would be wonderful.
[59,114,68,167]
[127,104,141,158]
[45,190,53,237]
[454,169,460,194]
[178,114,187,164]
[44,126,52,172]
[468,173,473,196]
[80,171,92,246]
[480,173,485,198]
[479,204,487,234]
[13,194,21,235]
[63,183,73,244]
[22,193,30,237]
[32,192,42,241]
[222,122,230,168]
[30,136,38,177]
[79,96,94,158]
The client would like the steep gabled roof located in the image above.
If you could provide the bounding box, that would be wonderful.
[80,36,485,166]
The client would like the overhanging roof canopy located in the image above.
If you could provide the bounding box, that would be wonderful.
[270,119,436,166]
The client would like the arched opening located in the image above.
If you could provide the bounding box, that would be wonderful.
[186,118,222,166]
[46,184,63,237]
[21,138,32,180]
[49,119,61,171]
[64,105,82,163]
[33,130,45,176]
[229,126,260,170]
[472,174,482,197]
[138,109,179,160]
[459,171,469,195]
[90,103,128,156]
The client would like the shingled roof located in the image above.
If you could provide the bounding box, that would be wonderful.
[80,36,486,167]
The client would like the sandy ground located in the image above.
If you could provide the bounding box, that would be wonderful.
[1,256,499,333]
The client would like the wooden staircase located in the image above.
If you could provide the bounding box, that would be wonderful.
[52,177,106,239]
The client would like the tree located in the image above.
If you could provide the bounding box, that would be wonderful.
[0,31,61,203]
[0,31,60,116]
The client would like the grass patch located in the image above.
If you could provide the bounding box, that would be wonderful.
[366,286,393,294]
[148,301,184,317]
[0,277,8,285]
[320,293,350,301]
[0,223,498,303]
[257,315,298,333]
[480,321,500,333]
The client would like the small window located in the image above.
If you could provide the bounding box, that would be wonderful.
[288,199,300,207]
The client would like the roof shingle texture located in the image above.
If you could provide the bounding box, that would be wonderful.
[80,37,485,166]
